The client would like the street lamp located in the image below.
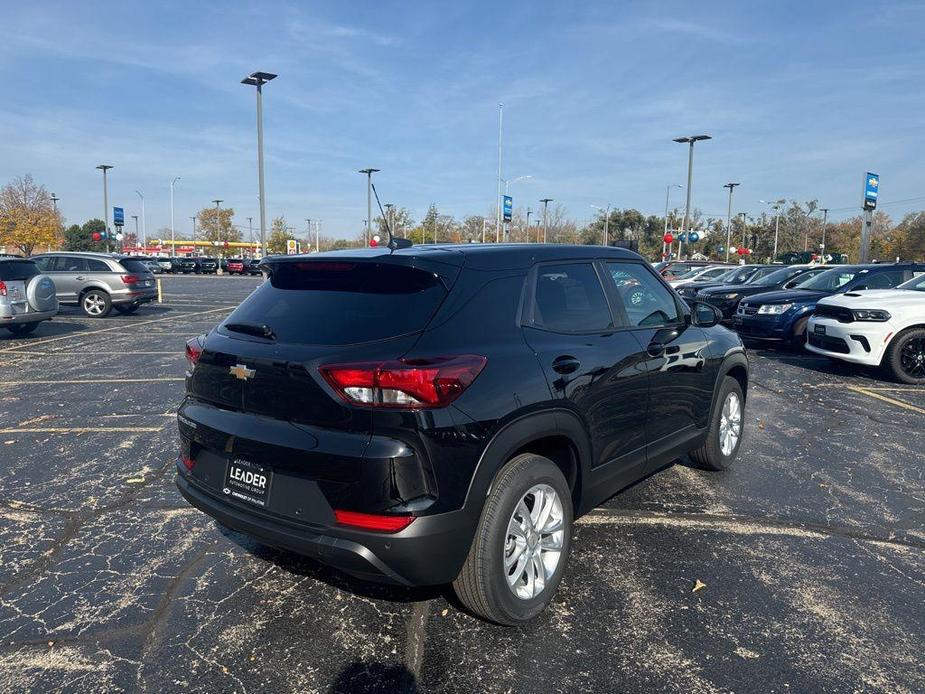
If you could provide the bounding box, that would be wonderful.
[525,207,532,241]
[96,165,113,252]
[131,215,139,245]
[539,198,553,244]
[170,176,180,255]
[819,207,829,260]
[359,168,380,245]
[496,103,503,242]
[760,199,784,261]
[190,216,197,240]
[135,190,146,249]
[213,199,223,208]
[501,175,532,242]
[672,134,711,259]
[590,204,612,246]
[50,194,59,212]
[384,203,394,236]
[723,183,741,262]
[663,184,683,259]
[241,71,277,258]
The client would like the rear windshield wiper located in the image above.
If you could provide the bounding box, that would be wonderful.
[225,322,276,340]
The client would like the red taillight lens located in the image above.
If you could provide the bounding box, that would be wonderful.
[180,455,195,472]
[0,281,6,297]
[185,335,205,370]
[320,355,487,408]
[121,274,141,284]
[334,509,415,533]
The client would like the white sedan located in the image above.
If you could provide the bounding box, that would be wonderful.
[668,265,733,289]
[806,274,925,383]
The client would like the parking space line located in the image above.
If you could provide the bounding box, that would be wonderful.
[0,306,235,354]
[0,427,165,434]
[845,386,925,415]
[0,378,185,385]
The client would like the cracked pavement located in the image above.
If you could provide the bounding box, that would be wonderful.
[0,275,922,693]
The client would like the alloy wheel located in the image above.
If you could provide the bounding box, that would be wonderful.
[900,337,925,379]
[503,484,564,600]
[719,392,742,456]
[83,293,106,316]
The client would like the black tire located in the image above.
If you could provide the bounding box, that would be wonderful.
[113,303,139,315]
[7,322,39,336]
[80,289,112,318]
[789,316,809,349]
[453,453,573,626]
[884,328,925,385]
[689,376,745,471]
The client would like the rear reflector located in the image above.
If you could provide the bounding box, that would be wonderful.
[334,509,415,533]
[320,355,487,408]
[185,335,205,370]
[180,455,194,472]
[121,274,141,284]
[0,281,6,296]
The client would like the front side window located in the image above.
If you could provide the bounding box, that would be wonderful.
[797,267,860,292]
[532,263,612,332]
[899,275,925,292]
[606,262,681,328]
[856,270,905,290]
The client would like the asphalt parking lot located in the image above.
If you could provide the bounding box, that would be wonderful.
[0,275,922,693]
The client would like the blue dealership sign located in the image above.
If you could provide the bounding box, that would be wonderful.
[863,172,879,210]
[113,206,125,227]
[502,195,513,222]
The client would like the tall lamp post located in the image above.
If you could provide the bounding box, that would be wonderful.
[672,134,711,259]
[96,165,113,252]
[358,168,380,245]
[819,207,829,261]
[384,203,394,237]
[663,184,682,259]
[495,103,503,242]
[723,183,740,262]
[131,215,139,245]
[135,190,146,249]
[241,71,277,259]
[170,176,180,255]
[590,204,611,246]
[760,199,783,261]
[539,198,553,244]
[213,199,223,208]
[525,207,532,241]
[190,216,197,240]
[502,175,532,242]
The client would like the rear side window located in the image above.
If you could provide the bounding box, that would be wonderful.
[88,259,111,272]
[605,262,681,327]
[118,259,150,273]
[858,270,905,289]
[223,261,448,345]
[55,257,88,272]
[532,263,612,332]
[0,260,39,281]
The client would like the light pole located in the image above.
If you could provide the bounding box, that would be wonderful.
[496,103,503,242]
[213,199,223,208]
[590,204,611,246]
[51,193,59,212]
[723,183,740,262]
[96,165,113,252]
[502,175,532,242]
[539,198,553,244]
[190,216,197,240]
[247,216,254,251]
[663,184,682,259]
[819,208,829,261]
[672,134,711,259]
[170,176,180,255]
[525,207,532,242]
[384,203,394,237]
[241,71,277,259]
[760,199,783,261]
[135,190,146,249]
[132,215,139,245]
[358,168,379,245]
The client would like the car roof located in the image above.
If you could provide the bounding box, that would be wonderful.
[270,243,641,271]
[32,251,116,258]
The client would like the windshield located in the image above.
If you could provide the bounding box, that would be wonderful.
[723,266,762,285]
[796,267,860,292]
[898,274,925,292]
[0,260,40,281]
[742,266,780,284]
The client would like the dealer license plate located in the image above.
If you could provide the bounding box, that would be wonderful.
[223,458,272,508]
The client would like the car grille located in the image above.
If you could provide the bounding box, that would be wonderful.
[808,333,850,354]
[814,304,854,323]
[737,303,759,316]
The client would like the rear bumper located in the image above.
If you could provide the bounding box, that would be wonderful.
[0,307,56,323]
[176,469,475,586]
[114,287,158,305]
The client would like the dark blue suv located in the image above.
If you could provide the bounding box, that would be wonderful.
[733,262,925,346]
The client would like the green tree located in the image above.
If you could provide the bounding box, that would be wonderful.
[62,219,107,251]
[375,206,415,238]
[196,207,240,255]
[267,216,292,254]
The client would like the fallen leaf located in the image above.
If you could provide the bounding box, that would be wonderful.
[47,641,54,647]
[441,609,448,617]
[692,579,707,593]
[125,477,145,484]
[3,441,14,445]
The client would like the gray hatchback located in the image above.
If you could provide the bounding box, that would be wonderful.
[0,257,58,334]
[31,252,158,317]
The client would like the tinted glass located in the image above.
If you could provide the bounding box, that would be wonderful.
[606,262,681,327]
[856,270,905,289]
[725,266,763,284]
[32,257,52,271]
[87,259,111,272]
[532,263,612,332]
[750,266,802,286]
[55,257,88,272]
[223,261,448,345]
[0,260,40,281]
[118,259,151,274]
[743,266,780,283]
[797,267,860,291]
[899,274,925,292]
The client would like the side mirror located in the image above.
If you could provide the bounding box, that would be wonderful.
[691,301,722,328]
[783,280,797,289]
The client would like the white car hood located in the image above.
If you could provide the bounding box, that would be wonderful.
[819,290,925,311]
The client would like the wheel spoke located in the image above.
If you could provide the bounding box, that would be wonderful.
[502,483,565,601]
[504,540,526,569]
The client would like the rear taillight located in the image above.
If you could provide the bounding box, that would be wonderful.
[320,355,487,409]
[334,509,415,533]
[185,335,205,371]
[0,281,6,296]
[121,274,141,284]
[180,455,195,472]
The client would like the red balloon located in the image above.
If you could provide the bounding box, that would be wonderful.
[369,238,378,247]
[663,233,673,244]
[737,247,746,255]
[745,248,753,255]
[92,232,101,241]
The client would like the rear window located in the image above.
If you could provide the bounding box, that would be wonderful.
[223,261,448,345]
[0,260,39,281]
[118,259,151,273]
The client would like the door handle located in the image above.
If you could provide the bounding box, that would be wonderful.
[646,342,665,357]
[552,356,581,374]
[75,276,85,281]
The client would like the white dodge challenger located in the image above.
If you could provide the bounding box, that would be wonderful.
[806,273,925,384]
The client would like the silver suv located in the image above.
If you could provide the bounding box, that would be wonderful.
[31,252,157,317]
[0,258,58,335]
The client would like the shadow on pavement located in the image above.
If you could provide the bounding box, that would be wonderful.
[329,662,417,694]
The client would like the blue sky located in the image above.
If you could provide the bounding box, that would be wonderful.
[1,1,923,240]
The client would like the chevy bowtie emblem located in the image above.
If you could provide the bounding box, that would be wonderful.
[229,364,255,381]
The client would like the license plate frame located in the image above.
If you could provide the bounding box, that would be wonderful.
[814,324,826,336]
[223,458,273,508]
